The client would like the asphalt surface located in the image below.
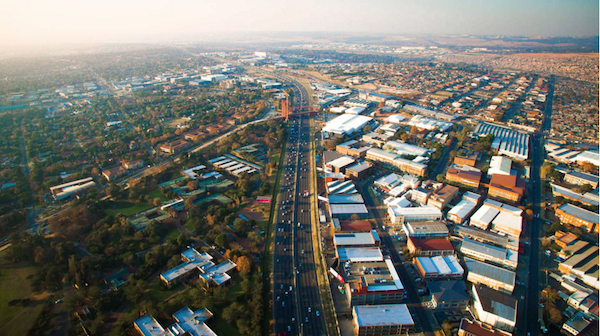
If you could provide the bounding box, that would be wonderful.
[272,75,327,336]
[524,76,554,336]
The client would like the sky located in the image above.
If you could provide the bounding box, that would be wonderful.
[1,0,598,46]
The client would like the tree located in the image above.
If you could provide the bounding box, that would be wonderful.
[441,320,453,336]
[236,256,252,275]
[400,133,410,142]
[580,161,596,173]
[581,184,594,193]
[215,233,228,248]
[548,307,562,324]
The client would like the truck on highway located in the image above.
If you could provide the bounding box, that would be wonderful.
[303,190,309,197]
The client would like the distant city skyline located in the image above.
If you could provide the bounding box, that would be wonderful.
[1,0,598,46]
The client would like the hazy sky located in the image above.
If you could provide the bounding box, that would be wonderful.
[1,0,598,46]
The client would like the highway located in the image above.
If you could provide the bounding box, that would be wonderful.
[272,75,328,335]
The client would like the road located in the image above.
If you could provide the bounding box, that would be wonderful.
[359,175,436,336]
[272,74,327,335]
[524,76,554,336]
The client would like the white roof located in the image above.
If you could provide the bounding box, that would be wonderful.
[448,200,478,220]
[374,173,402,188]
[470,205,500,227]
[417,255,464,276]
[384,140,430,157]
[390,205,442,217]
[337,247,384,262]
[488,156,513,176]
[334,232,376,246]
[330,203,368,215]
[345,106,366,115]
[387,114,407,123]
[491,212,523,236]
[322,114,373,135]
[573,150,600,166]
[353,304,414,327]
[327,156,355,168]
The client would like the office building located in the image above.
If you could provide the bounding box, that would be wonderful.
[134,306,216,336]
[427,185,459,209]
[352,304,414,336]
[342,258,404,306]
[160,248,236,288]
[488,174,525,203]
[446,166,482,189]
[402,221,448,238]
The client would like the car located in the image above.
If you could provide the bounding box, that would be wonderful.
[277,296,280,301]
[308,307,311,312]
[55,299,62,304]
[288,326,291,332]
[316,310,320,317]
[282,301,285,307]
[305,317,309,323]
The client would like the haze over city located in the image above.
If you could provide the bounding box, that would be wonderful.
[1,0,599,46]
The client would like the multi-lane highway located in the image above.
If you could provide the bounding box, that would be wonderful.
[273,75,327,335]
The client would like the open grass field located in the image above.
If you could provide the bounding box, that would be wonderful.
[147,190,169,202]
[0,250,46,336]
[103,200,152,217]
[163,117,189,128]
[147,278,183,302]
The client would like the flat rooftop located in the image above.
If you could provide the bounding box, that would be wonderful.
[334,231,379,246]
[353,304,414,327]
[461,238,518,264]
[337,247,384,263]
[344,259,404,292]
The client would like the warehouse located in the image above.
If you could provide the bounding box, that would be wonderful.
[329,203,369,220]
[447,199,479,224]
[490,212,523,238]
[471,285,517,333]
[488,156,513,176]
[454,225,518,251]
[460,238,518,270]
[383,140,431,157]
[322,114,374,136]
[474,122,529,160]
[414,255,464,280]
[464,257,516,294]
[470,204,500,230]
[334,231,380,247]
[402,221,448,238]
[336,247,384,263]
[389,205,443,226]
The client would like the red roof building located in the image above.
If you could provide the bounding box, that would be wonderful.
[488,174,526,203]
[407,237,455,257]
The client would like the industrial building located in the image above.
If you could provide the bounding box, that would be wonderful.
[454,225,518,251]
[322,114,374,136]
[352,304,414,336]
[460,238,518,270]
[447,196,480,224]
[407,237,454,257]
[445,165,482,189]
[464,257,516,294]
[556,203,600,234]
[471,285,518,333]
[427,185,459,209]
[334,231,380,247]
[458,319,512,336]
[488,174,526,203]
[488,156,513,176]
[564,171,599,189]
[490,211,523,238]
[414,255,464,280]
[383,140,431,158]
[470,204,500,230]
[474,122,530,160]
[329,203,369,220]
[336,140,371,158]
[402,221,448,238]
[345,162,373,180]
[366,148,427,176]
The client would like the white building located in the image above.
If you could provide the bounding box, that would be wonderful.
[388,206,442,226]
[488,156,513,176]
[471,285,517,333]
[322,114,374,136]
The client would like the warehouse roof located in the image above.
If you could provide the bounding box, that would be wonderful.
[353,304,414,327]
[340,220,372,232]
[448,200,478,220]
[565,171,599,184]
[409,237,454,251]
[328,193,365,204]
[327,156,356,168]
[337,247,384,262]
[461,238,518,264]
[465,257,515,287]
[491,212,523,235]
[416,255,464,276]
[330,203,369,215]
[488,156,513,176]
[334,231,379,246]
[346,161,372,174]
[470,205,500,227]
[558,203,600,225]
[403,221,448,236]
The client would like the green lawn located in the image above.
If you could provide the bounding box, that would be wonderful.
[182,221,196,233]
[166,228,182,242]
[147,190,168,202]
[0,250,46,336]
[103,200,152,217]
[147,278,182,302]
